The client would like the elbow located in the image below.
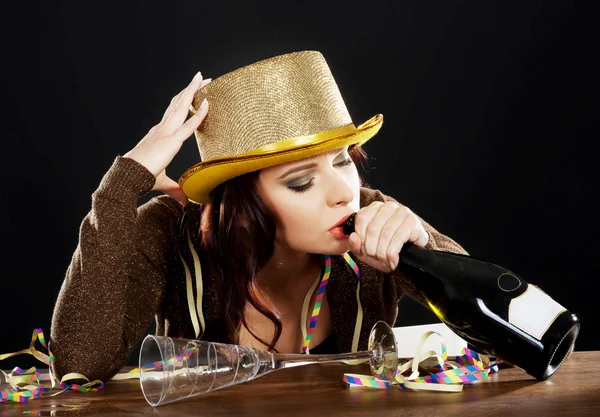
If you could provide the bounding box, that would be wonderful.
[48,338,128,384]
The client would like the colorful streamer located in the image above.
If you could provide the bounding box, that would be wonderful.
[302,255,332,353]
[343,331,501,392]
[0,329,104,404]
[1,257,501,404]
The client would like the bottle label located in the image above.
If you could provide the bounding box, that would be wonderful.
[508,285,566,340]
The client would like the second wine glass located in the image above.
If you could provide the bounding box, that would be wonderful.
[139,320,398,407]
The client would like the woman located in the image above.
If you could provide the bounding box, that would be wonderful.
[49,51,468,383]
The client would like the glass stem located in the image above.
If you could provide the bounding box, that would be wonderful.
[271,351,371,370]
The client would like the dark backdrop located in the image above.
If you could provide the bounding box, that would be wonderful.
[1,1,598,370]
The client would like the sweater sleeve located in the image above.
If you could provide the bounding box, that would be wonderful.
[359,187,469,306]
[49,156,184,383]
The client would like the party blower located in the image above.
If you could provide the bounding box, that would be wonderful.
[139,321,397,407]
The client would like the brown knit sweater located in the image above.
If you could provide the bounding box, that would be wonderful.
[48,156,469,383]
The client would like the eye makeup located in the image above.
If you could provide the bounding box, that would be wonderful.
[286,155,354,194]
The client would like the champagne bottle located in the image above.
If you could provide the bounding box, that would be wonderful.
[342,213,580,380]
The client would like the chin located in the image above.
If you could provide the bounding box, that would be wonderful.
[315,240,350,256]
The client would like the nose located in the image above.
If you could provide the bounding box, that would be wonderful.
[324,167,355,207]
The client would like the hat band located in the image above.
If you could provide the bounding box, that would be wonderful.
[202,114,383,165]
[192,114,381,169]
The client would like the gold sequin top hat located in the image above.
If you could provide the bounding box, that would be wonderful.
[179,50,383,204]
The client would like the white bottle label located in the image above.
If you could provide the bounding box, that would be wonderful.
[508,285,566,340]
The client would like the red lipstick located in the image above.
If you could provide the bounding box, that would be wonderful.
[328,213,353,239]
[329,214,352,231]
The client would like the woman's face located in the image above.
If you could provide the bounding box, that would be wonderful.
[257,146,361,255]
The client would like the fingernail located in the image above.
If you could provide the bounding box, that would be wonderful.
[360,245,366,256]
[389,261,396,271]
[204,78,212,83]
[193,71,202,81]
[200,98,208,110]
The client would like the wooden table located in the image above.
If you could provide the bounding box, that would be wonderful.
[2,352,599,416]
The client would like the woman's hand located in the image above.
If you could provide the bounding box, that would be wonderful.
[123,71,211,206]
[347,201,430,273]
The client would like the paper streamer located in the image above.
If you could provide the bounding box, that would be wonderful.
[0,329,104,404]
[343,331,501,392]
[2,328,501,405]
[302,255,332,353]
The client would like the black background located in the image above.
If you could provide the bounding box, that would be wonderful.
[1,1,598,370]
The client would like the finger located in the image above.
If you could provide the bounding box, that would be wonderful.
[160,72,203,126]
[174,99,209,140]
[376,209,407,265]
[188,78,212,116]
[348,232,362,254]
[364,203,399,259]
[387,216,418,267]
[352,249,392,273]
[160,87,187,124]
[414,224,430,247]
[353,201,383,252]
[165,72,206,128]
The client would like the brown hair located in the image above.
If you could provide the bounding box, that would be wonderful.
[198,145,369,351]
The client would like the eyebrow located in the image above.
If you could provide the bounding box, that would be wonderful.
[277,147,348,180]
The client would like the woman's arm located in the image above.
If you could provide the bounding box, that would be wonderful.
[49,156,183,383]
[49,72,211,383]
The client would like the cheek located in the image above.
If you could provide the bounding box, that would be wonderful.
[345,170,362,211]
[276,195,318,239]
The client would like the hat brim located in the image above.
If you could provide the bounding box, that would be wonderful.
[179,114,383,204]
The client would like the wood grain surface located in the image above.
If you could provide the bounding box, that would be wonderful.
[2,352,599,416]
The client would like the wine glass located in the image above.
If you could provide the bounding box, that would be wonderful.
[139,321,397,407]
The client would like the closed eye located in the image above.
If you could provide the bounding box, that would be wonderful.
[287,158,354,193]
